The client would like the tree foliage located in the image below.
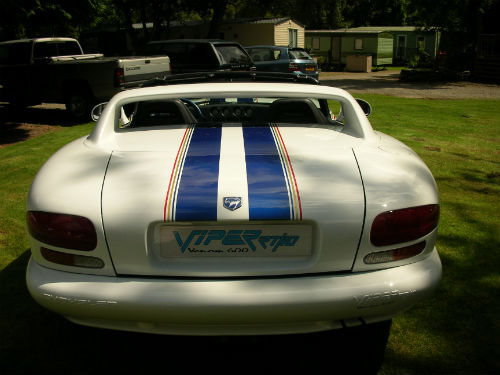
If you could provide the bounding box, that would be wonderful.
[1,0,499,69]
[2,0,498,40]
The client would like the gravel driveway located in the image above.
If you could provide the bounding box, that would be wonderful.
[320,70,500,99]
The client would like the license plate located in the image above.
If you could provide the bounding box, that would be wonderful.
[160,225,312,258]
[305,66,315,72]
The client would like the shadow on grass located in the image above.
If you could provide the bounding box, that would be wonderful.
[0,104,86,147]
[382,199,500,374]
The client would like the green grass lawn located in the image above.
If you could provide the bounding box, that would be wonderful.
[1,97,499,373]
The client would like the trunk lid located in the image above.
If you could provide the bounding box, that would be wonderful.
[102,124,364,277]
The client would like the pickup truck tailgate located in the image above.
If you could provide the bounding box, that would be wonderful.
[120,56,170,84]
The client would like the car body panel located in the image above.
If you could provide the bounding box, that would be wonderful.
[352,131,440,271]
[102,125,365,276]
[27,248,441,335]
[26,137,115,276]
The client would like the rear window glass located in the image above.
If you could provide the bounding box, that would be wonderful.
[33,41,81,59]
[159,43,187,63]
[288,49,312,60]
[34,43,58,59]
[215,45,251,65]
[57,41,82,55]
[247,48,281,62]
[187,44,218,64]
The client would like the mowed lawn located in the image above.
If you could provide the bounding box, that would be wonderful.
[0,96,499,374]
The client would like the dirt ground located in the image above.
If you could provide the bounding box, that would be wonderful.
[1,70,499,148]
[320,70,500,99]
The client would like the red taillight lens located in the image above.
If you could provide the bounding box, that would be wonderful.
[288,62,300,72]
[114,67,124,86]
[370,204,439,246]
[27,211,97,251]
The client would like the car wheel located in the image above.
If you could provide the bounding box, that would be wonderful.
[66,91,92,121]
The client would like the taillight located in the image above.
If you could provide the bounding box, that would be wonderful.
[41,247,104,268]
[364,241,426,264]
[114,67,124,86]
[288,62,300,72]
[370,204,439,246]
[27,211,97,251]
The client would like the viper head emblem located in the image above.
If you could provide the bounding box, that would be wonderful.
[223,197,242,211]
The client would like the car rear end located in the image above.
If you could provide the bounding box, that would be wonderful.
[115,56,171,88]
[26,81,440,336]
[287,48,319,79]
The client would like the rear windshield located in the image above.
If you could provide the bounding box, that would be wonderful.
[215,45,251,65]
[288,49,312,60]
[33,41,82,59]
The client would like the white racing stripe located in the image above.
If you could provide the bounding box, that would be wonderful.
[217,125,250,220]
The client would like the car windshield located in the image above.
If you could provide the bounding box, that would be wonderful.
[116,96,344,129]
[288,49,312,60]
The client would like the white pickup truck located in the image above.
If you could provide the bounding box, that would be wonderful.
[0,37,170,119]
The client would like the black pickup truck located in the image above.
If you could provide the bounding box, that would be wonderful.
[0,37,170,118]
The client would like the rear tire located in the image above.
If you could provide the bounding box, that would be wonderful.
[65,91,93,121]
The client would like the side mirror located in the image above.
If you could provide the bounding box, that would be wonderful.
[356,98,372,117]
[91,102,107,122]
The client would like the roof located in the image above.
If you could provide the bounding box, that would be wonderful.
[245,45,305,50]
[306,29,384,34]
[0,37,77,44]
[147,39,239,45]
[133,17,304,30]
[306,26,438,34]
[349,26,437,32]
[225,17,303,27]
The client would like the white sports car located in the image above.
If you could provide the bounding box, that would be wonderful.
[26,72,441,359]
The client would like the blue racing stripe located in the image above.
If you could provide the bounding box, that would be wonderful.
[243,126,290,220]
[175,126,222,221]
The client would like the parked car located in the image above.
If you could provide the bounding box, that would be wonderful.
[26,72,441,373]
[0,37,170,118]
[142,39,255,74]
[245,45,319,79]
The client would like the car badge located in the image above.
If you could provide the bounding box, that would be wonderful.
[223,197,242,211]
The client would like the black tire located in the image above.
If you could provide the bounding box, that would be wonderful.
[65,90,93,121]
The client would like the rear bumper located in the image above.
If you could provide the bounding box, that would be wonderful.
[26,248,441,335]
[293,71,319,79]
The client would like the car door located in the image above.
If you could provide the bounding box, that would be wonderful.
[247,47,282,72]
